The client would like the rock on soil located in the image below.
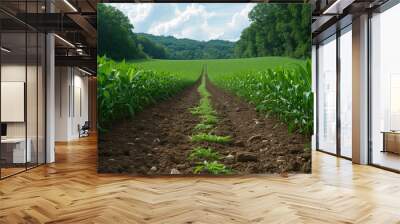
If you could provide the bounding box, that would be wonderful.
[225,154,235,163]
[277,156,286,163]
[234,140,245,147]
[153,138,160,144]
[150,166,157,172]
[170,168,181,175]
[247,134,262,143]
[236,152,258,162]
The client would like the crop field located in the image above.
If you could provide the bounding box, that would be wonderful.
[209,61,313,135]
[134,57,312,135]
[97,56,200,129]
[99,56,312,175]
[133,56,305,77]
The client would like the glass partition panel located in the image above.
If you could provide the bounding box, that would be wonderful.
[38,32,45,165]
[1,31,27,177]
[0,1,46,179]
[317,35,337,154]
[27,31,38,169]
[371,4,400,171]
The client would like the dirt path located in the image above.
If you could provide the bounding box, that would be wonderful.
[99,72,311,175]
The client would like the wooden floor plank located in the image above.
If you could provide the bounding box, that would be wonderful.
[0,135,399,223]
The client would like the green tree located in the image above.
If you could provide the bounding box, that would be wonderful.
[98,4,146,60]
[235,4,311,59]
[137,36,168,59]
[138,33,235,60]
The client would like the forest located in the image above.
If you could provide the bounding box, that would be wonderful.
[235,4,310,59]
[137,33,235,60]
[98,4,310,61]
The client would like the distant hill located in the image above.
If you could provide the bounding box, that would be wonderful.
[137,33,235,60]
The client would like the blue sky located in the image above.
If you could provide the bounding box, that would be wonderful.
[108,3,256,42]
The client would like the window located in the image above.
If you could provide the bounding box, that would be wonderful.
[317,35,337,154]
[339,26,352,158]
[370,3,400,171]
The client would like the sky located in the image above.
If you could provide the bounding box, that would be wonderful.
[108,3,256,42]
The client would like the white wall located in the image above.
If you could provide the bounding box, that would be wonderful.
[72,72,89,138]
[1,65,26,139]
[1,65,40,137]
[1,63,46,164]
[1,64,28,167]
[55,66,70,141]
[55,67,89,141]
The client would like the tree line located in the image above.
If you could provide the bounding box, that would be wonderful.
[98,4,160,60]
[98,4,310,61]
[138,33,234,60]
[234,4,311,59]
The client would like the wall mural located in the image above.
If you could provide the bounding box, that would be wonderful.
[97,3,312,175]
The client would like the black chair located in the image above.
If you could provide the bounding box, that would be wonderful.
[78,121,90,138]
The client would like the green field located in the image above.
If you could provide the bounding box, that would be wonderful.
[132,56,306,77]
[98,56,312,134]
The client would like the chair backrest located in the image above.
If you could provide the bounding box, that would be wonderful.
[82,121,90,129]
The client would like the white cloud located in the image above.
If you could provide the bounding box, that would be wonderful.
[110,3,153,24]
[148,4,216,38]
[222,3,255,41]
[107,3,256,41]
[228,3,254,29]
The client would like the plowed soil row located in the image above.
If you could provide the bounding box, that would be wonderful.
[98,75,311,175]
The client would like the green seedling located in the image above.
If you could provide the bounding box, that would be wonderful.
[194,123,214,132]
[193,161,232,175]
[190,133,232,144]
[188,147,220,161]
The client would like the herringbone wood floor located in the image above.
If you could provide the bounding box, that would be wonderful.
[1,135,400,224]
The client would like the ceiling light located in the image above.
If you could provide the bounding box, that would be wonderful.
[63,0,78,12]
[78,67,92,76]
[54,34,75,48]
[1,47,11,53]
[322,0,354,15]
[76,48,85,55]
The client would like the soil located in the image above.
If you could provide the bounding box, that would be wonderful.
[98,76,311,175]
[98,83,202,175]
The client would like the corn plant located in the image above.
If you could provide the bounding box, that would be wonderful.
[189,73,219,133]
[189,69,234,174]
[188,147,220,161]
[194,123,214,132]
[193,161,232,175]
[209,60,313,135]
[191,133,232,144]
[97,56,195,130]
